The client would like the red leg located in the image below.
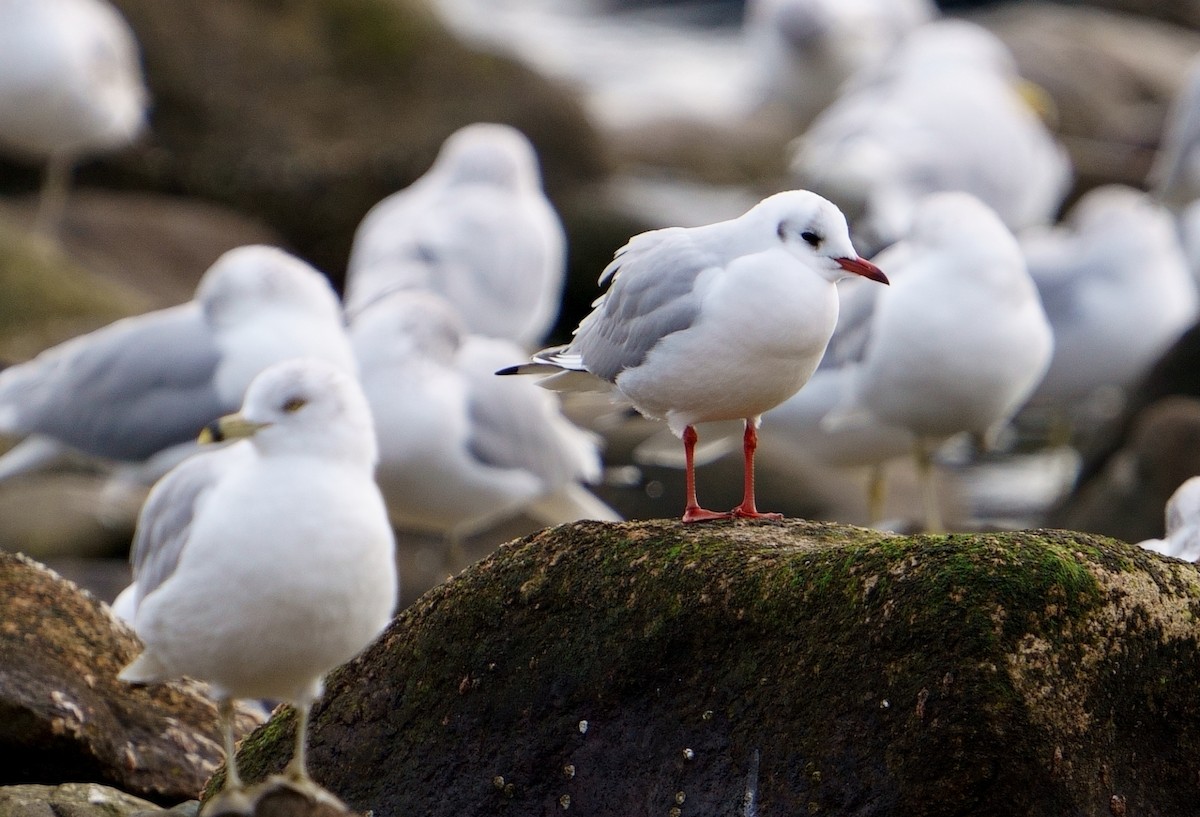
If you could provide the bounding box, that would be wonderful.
[731,420,782,520]
[681,425,731,523]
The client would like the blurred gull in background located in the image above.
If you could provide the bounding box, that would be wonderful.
[0,0,149,234]
[823,192,1054,532]
[118,358,397,808]
[1138,475,1200,562]
[0,245,356,487]
[743,0,937,128]
[501,189,887,522]
[760,269,914,527]
[1020,185,1199,432]
[345,123,567,348]
[350,290,617,545]
[790,19,1072,253]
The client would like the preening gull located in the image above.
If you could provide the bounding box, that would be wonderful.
[345,122,567,347]
[0,0,149,231]
[0,245,356,484]
[350,290,617,542]
[500,189,888,523]
[119,358,397,809]
[826,192,1053,532]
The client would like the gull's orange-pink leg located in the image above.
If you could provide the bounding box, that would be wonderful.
[681,425,732,523]
[731,420,782,520]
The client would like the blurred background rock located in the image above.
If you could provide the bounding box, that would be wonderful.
[3,0,1200,605]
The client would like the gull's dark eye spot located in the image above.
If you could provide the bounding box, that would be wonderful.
[282,396,307,413]
[801,230,821,248]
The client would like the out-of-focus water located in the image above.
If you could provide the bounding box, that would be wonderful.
[426,0,755,128]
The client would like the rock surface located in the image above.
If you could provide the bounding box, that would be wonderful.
[980,4,1200,197]
[1050,396,1200,543]
[0,552,261,805]
[0,783,165,817]
[231,519,1200,817]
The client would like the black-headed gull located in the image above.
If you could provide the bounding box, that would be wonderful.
[499,189,887,523]
[0,0,148,233]
[119,359,396,810]
[827,192,1053,532]
[345,122,567,348]
[1021,185,1199,423]
[0,245,356,485]
[349,290,618,543]
[790,19,1071,252]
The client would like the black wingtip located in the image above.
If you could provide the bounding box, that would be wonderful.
[495,365,522,376]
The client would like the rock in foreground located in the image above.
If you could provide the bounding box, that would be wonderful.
[0,552,261,804]
[233,519,1200,817]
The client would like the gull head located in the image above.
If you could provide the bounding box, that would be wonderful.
[906,192,1021,264]
[197,245,343,329]
[432,122,543,191]
[203,358,378,466]
[757,189,888,285]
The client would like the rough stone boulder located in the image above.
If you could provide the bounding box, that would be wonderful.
[231,519,1200,817]
[0,552,260,805]
[0,783,167,817]
[93,0,606,286]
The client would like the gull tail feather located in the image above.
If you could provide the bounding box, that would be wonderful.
[525,485,622,526]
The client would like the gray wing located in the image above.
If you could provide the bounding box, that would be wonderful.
[462,337,597,485]
[0,303,227,461]
[130,444,247,609]
[570,229,712,382]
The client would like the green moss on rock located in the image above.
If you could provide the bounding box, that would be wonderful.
[231,519,1200,816]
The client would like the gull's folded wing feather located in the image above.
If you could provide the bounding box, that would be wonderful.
[0,303,226,461]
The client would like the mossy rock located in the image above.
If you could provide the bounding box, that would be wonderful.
[226,519,1200,816]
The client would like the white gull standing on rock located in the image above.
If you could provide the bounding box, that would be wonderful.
[0,0,149,232]
[499,189,888,523]
[0,245,357,486]
[118,358,397,812]
[349,290,618,544]
[825,192,1053,532]
[344,122,567,347]
[1020,185,1199,427]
